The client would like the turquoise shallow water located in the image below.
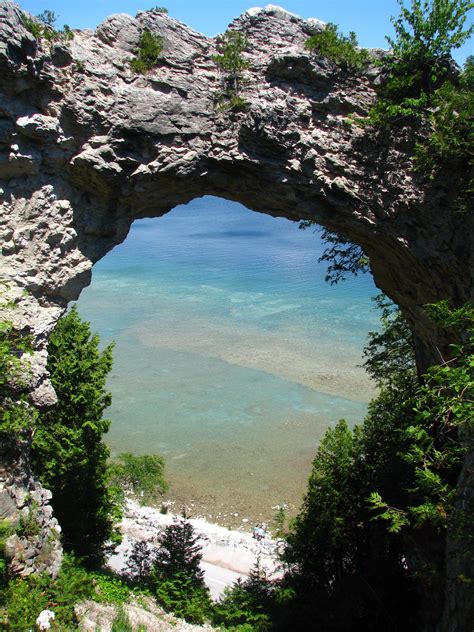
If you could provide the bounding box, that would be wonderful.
[75,196,381,522]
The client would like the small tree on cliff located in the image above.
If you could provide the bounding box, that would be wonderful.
[31,306,121,563]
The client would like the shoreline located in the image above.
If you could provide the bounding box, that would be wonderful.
[108,499,281,594]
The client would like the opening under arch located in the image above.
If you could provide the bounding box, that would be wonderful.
[74,196,381,525]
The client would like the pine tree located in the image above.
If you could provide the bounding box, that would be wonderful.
[153,514,204,586]
[31,306,120,563]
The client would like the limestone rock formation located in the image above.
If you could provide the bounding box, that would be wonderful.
[0,437,62,577]
[0,1,472,627]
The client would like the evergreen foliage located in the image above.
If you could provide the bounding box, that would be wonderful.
[21,10,74,45]
[282,297,428,628]
[304,23,370,70]
[153,515,204,586]
[151,515,212,623]
[124,540,153,585]
[213,30,250,111]
[131,28,163,74]
[212,560,272,630]
[31,306,121,563]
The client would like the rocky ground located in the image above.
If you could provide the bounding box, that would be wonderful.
[108,499,282,600]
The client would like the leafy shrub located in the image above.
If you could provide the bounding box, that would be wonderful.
[414,56,473,207]
[149,6,168,13]
[304,23,369,70]
[109,453,168,505]
[16,503,41,539]
[0,302,37,438]
[2,555,94,630]
[91,572,131,604]
[0,520,13,585]
[20,13,43,39]
[131,28,163,74]
[21,11,74,46]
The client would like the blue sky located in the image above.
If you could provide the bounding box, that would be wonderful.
[17,1,473,63]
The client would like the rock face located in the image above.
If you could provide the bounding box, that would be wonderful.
[0,437,62,578]
[0,1,472,627]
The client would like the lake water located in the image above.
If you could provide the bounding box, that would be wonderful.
[75,196,380,525]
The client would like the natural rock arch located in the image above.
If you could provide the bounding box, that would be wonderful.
[0,3,472,628]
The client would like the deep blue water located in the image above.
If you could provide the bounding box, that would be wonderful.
[75,196,380,519]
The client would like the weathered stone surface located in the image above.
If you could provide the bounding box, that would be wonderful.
[0,438,62,578]
[0,2,472,626]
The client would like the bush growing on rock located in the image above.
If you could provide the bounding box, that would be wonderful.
[305,22,369,70]
[131,28,163,74]
[213,30,251,111]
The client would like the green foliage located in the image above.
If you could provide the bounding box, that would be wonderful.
[283,297,428,628]
[111,606,134,632]
[36,9,57,27]
[0,520,13,585]
[414,56,473,207]
[21,10,74,46]
[212,560,272,630]
[272,506,287,539]
[31,306,121,563]
[298,224,370,285]
[131,28,163,74]
[1,554,94,630]
[15,502,41,539]
[151,515,211,623]
[370,302,473,537]
[362,294,416,387]
[124,540,153,585]
[214,30,250,110]
[149,6,168,12]
[304,23,370,70]
[109,453,168,505]
[153,515,205,586]
[0,294,37,438]
[20,13,43,39]
[154,573,212,624]
[370,0,473,123]
[91,571,131,604]
[284,419,361,587]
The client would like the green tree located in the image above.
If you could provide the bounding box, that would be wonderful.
[213,30,250,110]
[152,515,211,623]
[131,28,163,74]
[371,0,473,121]
[31,306,120,563]
[283,298,424,628]
[153,515,204,585]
